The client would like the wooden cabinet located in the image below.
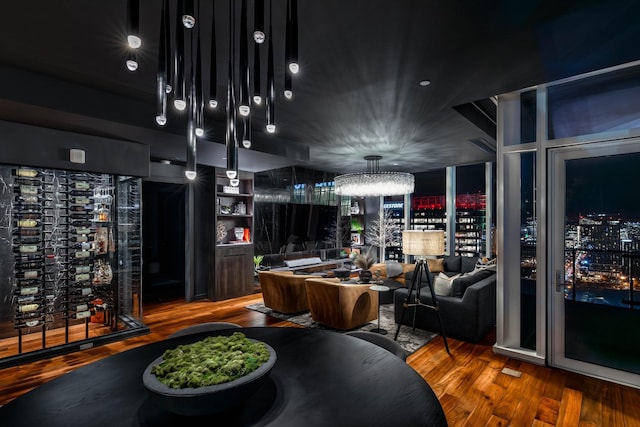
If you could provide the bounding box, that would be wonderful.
[214,244,254,300]
[212,169,254,300]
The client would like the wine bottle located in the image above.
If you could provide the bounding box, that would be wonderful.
[15,219,41,228]
[72,181,91,190]
[70,211,91,219]
[69,287,93,296]
[14,310,42,320]
[74,250,90,259]
[15,319,45,328]
[74,273,91,282]
[70,234,95,243]
[69,189,91,196]
[17,295,39,304]
[71,303,94,312]
[22,270,39,279]
[69,310,92,320]
[15,319,44,328]
[18,303,39,313]
[15,260,41,269]
[13,168,39,178]
[71,242,92,250]
[15,245,41,254]
[68,295,91,304]
[69,265,91,274]
[14,194,42,204]
[19,286,39,296]
[74,227,92,235]
[19,185,40,195]
[72,196,92,205]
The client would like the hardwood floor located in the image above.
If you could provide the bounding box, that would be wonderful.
[1,294,639,427]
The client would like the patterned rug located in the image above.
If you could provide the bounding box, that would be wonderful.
[245,301,437,354]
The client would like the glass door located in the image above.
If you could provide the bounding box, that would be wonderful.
[549,139,640,388]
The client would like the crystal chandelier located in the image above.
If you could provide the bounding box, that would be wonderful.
[334,155,415,197]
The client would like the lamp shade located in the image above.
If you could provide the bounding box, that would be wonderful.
[402,230,445,256]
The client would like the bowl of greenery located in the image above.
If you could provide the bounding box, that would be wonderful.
[142,332,277,416]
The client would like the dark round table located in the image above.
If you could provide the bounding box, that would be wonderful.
[0,327,447,426]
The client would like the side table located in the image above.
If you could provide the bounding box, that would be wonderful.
[369,283,390,334]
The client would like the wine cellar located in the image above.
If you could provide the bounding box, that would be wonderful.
[0,164,146,367]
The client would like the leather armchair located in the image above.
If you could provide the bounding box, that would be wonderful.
[259,271,323,313]
[305,278,378,330]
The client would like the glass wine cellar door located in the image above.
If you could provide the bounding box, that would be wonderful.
[0,165,146,367]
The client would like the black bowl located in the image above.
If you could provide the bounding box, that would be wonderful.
[142,340,277,416]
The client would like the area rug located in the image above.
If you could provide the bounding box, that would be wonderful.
[245,302,437,354]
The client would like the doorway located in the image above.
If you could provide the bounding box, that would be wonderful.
[549,139,640,388]
[142,181,186,302]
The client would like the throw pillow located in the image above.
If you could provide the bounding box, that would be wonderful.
[433,272,460,296]
[443,255,461,272]
[475,257,497,272]
[451,268,493,298]
[426,258,445,273]
[460,256,479,274]
[384,261,404,278]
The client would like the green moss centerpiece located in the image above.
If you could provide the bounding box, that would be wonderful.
[143,332,277,416]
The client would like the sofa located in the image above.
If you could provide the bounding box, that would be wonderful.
[258,271,324,313]
[305,278,378,330]
[393,255,496,342]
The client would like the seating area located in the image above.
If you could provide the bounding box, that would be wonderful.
[258,255,496,342]
[394,256,497,342]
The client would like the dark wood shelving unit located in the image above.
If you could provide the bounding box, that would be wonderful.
[213,169,254,300]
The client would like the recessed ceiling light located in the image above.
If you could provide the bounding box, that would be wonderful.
[419,80,431,87]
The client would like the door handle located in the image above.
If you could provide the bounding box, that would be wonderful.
[555,269,564,293]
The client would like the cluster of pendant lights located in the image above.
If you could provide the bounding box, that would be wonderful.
[125,0,299,181]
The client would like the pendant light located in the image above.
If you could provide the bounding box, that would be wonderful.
[265,2,276,133]
[186,64,198,180]
[252,41,262,105]
[126,50,138,71]
[155,0,168,126]
[182,0,196,28]
[126,0,141,49]
[288,0,299,74]
[123,0,303,181]
[253,0,265,43]
[238,0,251,117]
[226,1,238,181]
[173,0,186,110]
[194,18,204,136]
[208,3,218,108]
[242,115,251,148]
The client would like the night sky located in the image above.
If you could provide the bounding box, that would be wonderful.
[565,152,640,220]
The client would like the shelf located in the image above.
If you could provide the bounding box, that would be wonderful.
[218,192,253,197]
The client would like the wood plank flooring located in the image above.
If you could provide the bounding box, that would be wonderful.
[1,294,639,427]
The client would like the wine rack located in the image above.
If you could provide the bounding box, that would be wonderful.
[12,168,47,344]
[0,164,144,363]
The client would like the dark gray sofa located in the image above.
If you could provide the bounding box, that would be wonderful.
[393,255,496,342]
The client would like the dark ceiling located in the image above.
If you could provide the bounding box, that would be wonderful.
[1,0,640,174]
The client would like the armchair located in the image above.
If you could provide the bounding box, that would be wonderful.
[259,271,323,314]
[305,278,378,330]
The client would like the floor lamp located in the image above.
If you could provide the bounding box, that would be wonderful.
[394,230,450,354]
